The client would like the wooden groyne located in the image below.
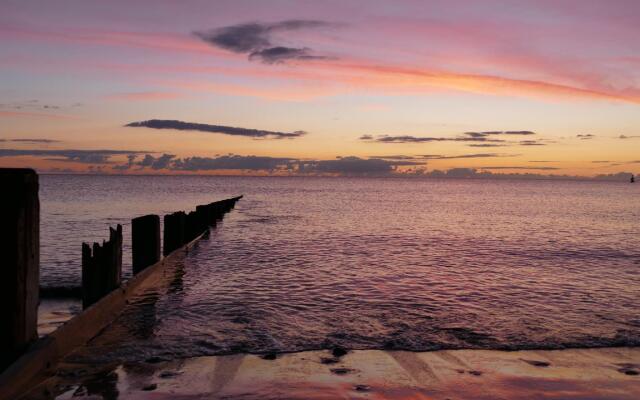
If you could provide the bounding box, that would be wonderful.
[0,167,242,399]
[78,196,241,309]
[82,225,123,309]
[0,169,39,372]
[131,214,160,275]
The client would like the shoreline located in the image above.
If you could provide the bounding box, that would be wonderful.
[22,347,640,399]
[35,297,640,356]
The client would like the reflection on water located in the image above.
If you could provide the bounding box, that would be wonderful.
[37,298,81,337]
[39,175,640,359]
[27,348,640,400]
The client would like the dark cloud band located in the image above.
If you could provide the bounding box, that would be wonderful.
[0,148,145,164]
[2,149,635,180]
[519,140,546,146]
[114,154,420,175]
[464,131,535,137]
[248,46,329,64]
[479,166,559,170]
[174,155,296,171]
[366,153,516,160]
[6,138,61,143]
[194,20,335,64]
[125,119,307,139]
[360,135,506,144]
[361,130,537,145]
[420,153,517,160]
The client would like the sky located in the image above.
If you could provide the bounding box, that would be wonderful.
[1,0,639,177]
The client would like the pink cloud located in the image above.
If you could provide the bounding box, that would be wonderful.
[0,26,232,58]
[161,80,340,102]
[2,15,639,105]
[105,91,183,101]
[0,110,78,119]
[155,56,640,104]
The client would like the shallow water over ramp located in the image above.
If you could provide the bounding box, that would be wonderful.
[24,348,640,399]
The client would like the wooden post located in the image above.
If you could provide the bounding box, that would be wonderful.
[81,243,96,309]
[196,205,215,227]
[209,202,224,221]
[81,225,122,309]
[132,214,160,274]
[185,211,200,242]
[197,207,207,232]
[0,169,39,370]
[207,204,218,226]
[105,225,122,290]
[163,211,186,256]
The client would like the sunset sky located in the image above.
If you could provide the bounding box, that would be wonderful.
[1,0,639,176]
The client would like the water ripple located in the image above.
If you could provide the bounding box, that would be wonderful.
[39,176,640,363]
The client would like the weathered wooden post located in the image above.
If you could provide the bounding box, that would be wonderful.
[132,214,160,274]
[197,207,208,232]
[163,211,186,256]
[0,169,39,370]
[106,225,123,290]
[196,204,207,225]
[196,204,215,227]
[207,204,218,226]
[210,201,223,221]
[81,243,97,309]
[81,225,122,309]
[185,211,200,242]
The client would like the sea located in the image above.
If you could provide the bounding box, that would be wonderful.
[38,174,640,361]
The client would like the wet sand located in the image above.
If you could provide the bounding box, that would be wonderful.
[23,347,640,399]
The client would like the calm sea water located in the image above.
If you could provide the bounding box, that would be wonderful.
[40,175,640,360]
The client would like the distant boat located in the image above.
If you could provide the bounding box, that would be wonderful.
[632,175,635,183]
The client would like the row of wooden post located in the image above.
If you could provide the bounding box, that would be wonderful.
[81,196,243,308]
[0,167,242,370]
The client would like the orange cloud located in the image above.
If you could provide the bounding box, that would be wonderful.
[314,60,640,104]
[153,57,640,104]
